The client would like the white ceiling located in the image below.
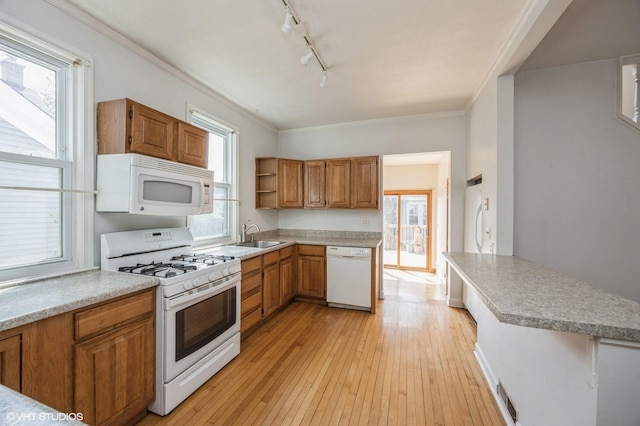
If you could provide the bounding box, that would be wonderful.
[65,0,529,130]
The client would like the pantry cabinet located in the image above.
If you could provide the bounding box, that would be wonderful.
[98,98,208,168]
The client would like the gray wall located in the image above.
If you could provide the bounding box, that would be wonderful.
[514,59,640,302]
[512,0,640,302]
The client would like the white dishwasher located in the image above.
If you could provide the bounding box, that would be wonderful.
[326,246,372,311]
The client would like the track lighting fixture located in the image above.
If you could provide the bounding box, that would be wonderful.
[300,47,314,66]
[278,0,328,88]
[281,6,293,33]
[320,70,327,88]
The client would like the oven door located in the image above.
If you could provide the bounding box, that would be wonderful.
[163,274,240,382]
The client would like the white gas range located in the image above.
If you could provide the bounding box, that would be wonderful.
[101,228,241,415]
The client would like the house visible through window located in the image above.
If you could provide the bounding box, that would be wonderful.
[0,23,93,284]
[188,109,238,247]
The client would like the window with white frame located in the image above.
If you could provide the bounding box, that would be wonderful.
[0,22,93,284]
[188,109,238,247]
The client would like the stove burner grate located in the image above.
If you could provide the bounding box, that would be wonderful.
[118,261,197,278]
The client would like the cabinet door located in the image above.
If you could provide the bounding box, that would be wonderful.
[280,255,296,304]
[130,102,174,160]
[277,159,304,208]
[297,255,326,299]
[262,262,280,317]
[74,318,154,426]
[304,160,326,208]
[0,333,21,392]
[351,156,379,209]
[177,122,209,168]
[326,159,351,208]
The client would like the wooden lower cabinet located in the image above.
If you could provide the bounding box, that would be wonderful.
[6,288,155,426]
[241,256,263,333]
[240,246,298,335]
[280,252,296,304]
[75,317,154,426]
[0,329,23,392]
[262,261,280,317]
[297,245,326,300]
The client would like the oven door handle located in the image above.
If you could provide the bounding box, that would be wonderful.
[165,275,239,311]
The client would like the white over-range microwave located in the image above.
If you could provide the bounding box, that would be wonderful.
[96,153,214,216]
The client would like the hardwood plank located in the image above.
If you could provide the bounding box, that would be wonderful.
[138,273,504,426]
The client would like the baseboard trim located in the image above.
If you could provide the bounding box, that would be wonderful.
[474,343,516,426]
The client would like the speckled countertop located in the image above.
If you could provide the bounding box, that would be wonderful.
[0,385,86,425]
[204,229,383,260]
[0,270,158,332]
[444,253,640,342]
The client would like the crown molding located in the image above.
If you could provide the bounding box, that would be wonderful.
[279,110,465,135]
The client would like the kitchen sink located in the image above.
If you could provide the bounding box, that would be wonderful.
[236,240,284,249]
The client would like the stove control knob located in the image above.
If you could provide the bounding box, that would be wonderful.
[208,272,218,282]
[183,281,193,290]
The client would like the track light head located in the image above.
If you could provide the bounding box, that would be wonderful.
[320,70,327,88]
[281,7,293,33]
[301,48,314,66]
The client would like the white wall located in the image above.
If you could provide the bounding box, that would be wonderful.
[0,0,280,262]
[435,153,451,284]
[514,58,640,302]
[277,113,466,257]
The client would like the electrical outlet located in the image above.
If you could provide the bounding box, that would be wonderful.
[360,218,369,226]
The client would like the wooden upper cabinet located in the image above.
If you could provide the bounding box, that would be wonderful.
[351,156,379,209]
[304,160,326,208]
[129,102,174,160]
[277,159,304,208]
[98,98,208,168]
[326,159,351,208]
[256,155,379,209]
[177,122,208,168]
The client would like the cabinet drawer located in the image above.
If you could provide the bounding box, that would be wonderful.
[242,272,262,296]
[242,291,262,317]
[241,256,262,275]
[74,290,154,340]
[263,250,279,266]
[298,244,325,257]
[279,245,293,259]
[241,309,262,333]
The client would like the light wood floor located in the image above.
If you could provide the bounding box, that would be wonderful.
[138,273,504,425]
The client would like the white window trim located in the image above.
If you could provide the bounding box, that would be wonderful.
[0,19,95,287]
[186,104,239,249]
[617,53,640,134]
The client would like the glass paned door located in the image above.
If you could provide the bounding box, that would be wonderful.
[383,191,432,271]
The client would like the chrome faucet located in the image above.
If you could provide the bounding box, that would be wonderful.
[241,220,260,242]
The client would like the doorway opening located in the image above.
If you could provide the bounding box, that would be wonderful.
[383,190,433,272]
